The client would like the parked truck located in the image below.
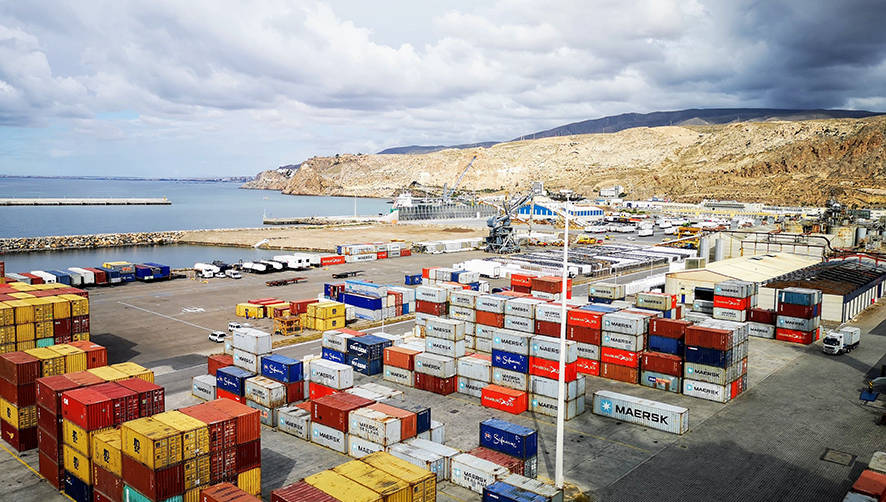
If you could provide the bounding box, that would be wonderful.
[822,326,861,355]
[194,262,220,278]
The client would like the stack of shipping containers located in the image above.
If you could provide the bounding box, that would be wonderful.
[0,282,91,352]
[776,287,823,345]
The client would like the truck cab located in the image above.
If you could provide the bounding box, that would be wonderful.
[225,269,242,279]
[822,327,861,355]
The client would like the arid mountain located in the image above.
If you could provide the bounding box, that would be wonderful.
[248,116,886,206]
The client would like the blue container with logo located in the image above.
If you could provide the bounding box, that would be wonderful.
[347,334,392,360]
[684,345,731,368]
[401,403,431,433]
[491,349,529,373]
[215,366,254,395]
[587,296,613,304]
[261,354,302,383]
[64,471,93,502]
[342,292,384,311]
[648,335,684,355]
[348,355,383,376]
[483,481,544,502]
[321,347,347,364]
[479,418,537,460]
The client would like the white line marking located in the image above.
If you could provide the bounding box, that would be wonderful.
[118,301,215,332]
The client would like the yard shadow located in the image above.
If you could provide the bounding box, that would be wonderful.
[89,333,140,363]
[258,444,299,493]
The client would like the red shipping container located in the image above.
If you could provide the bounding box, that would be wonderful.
[21,273,44,284]
[730,375,747,398]
[510,274,533,288]
[469,446,526,475]
[0,379,36,407]
[289,299,319,316]
[0,352,40,385]
[122,454,184,502]
[93,463,123,502]
[641,352,682,377]
[1,421,37,451]
[376,251,388,259]
[208,448,238,484]
[476,310,505,328]
[236,439,261,473]
[208,354,234,377]
[530,276,571,295]
[179,404,237,452]
[272,481,338,502]
[776,302,819,319]
[319,255,346,266]
[534,320,561,337]
[38,426,62,461]
[567,325,601,345]
[117,377,165,417]
[685,326,733,351]
[748,308,776,325]
[383,346,420,370]
[421,267,434,279]
[851,470,886,499]
[414,372,457,395]
[481,384,527,415]
[39,450,63,489]
[94,491,118,502]
[61,387,113,431]
[66,341,106,369]
[216,388,245,404]
[775,328,814,345]
[600,363,639,383]
[92,382,140,426]
[202,482,261,502]
[311,393,374,433]
[567,309,603,329]
[399,249,411,257]
[65,370,105,388]
[72,316,91,335]
[294,401,311,412]
[576,358,599,376]
[528,357,577,381]
[37,404,62,437]
[648,318,691,339]
[713,295,750,310]
[284,381,304,403]
[52,318,72,337]
[368,403,416,440]
[600,347,641,368]
[415,300,447,316]
[308,382,338,400]
[208,398,261,445]
[54,334,73,344]
[511,285,531,294]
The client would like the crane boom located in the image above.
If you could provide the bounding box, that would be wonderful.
[443,155,477,202]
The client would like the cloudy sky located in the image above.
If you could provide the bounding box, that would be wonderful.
[2,1,885,177]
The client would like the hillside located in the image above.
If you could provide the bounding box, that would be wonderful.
[250,116,886,206]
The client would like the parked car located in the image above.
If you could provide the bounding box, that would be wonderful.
[209,331,227,343]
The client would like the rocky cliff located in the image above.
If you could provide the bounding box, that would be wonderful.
[241,169,290,190]
[258,116,886,205]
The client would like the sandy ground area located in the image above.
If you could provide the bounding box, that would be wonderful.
[178,223,487,252]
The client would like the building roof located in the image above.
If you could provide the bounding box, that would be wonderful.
[665,269,733,283]
[668,253,821,283]
[763,258,886,297]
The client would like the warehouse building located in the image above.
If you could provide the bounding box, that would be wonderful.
[665,253,821,305]
[517,200,604,219]
[762,257,886,322]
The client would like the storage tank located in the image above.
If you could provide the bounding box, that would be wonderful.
[713,239,725,262]
[856,226,868,246]
[698,236,711,262]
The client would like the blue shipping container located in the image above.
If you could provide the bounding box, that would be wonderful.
[400,403,431,434]
[587,296,613,304]
[143,262,171,278]
[778,289,819,306]
[347,334,392,360]
[64,472,93,502]
[47,270,73,285]
[342,292,384,311]
[479,418,538,460]
[215,366,254,395]
[402,303,410,314]
[322,347,347,364]
[450,271,462,282]
[580,304,619,313]
[483,481,546,502]
[648,335,684,355]
[348,355,383,376]
[491,349,529,374]
[261,354,302,383]
[469,282,481,291]
[684,345,732,368]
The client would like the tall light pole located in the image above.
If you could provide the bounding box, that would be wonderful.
[555,198,570,489]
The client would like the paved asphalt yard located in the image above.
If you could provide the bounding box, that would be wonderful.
[2,251,884,501]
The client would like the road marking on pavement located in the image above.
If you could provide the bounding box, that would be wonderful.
[118,302,214,332]
[181,306,205,313]
[0,441,43,480]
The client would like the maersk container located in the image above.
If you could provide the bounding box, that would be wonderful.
[426,318,466,341]
[261,354,302,383]
[491,350,529,374]
[714,280,754,298]
[592,390,689,434]
[576,342,599,361]
[415,286,448,303]
[776,315,819,332]
[321,347,347,364]
[503,315,533,333]
[458,377,486,398]
[425,337,466,359]
[504,298,546,318]
[534,303,565,324]
[501,473,564,502]
[277,406,311,439]
[311,421,347,453]
[233,328,273,354]
[349,407,401,446]
[191,374,217,401]
[322,330,354,352]
[215,366,253,395]
[747,322,776,339]
[382,366,414,387]
[451,453,510,494]
[493,330,532,356]
[245,375,287,408]
[414,353,457,378]
[232,349,261,373]
[684,360,745,386]
[601,313,646,335]
[492,367,528,391]
[712,307,747,322]
[529,374,585,400]
[476,295,507,314]
[479,418,537,460]
[406,438,460,481]
[640,370,681,393]
[310,359,354,389]
[458,355,492,382]
[778,287,822,306]
[683,379,731,403]
[602,332,644,352]
[449,290,480,308]
[347,335,392,360]
[348,355,383,376]
[348,434,385,458]
[529,336,578,363]
[587,283,625,300]
[389,443,447,481]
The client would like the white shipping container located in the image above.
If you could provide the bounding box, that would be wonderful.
[425,337,467,358]
[406,438,461,481]
[504,298,546,318]
[416,286,448,303]
[310,359,354,389]
[492,330,532,355]
[191,375,216,401]
[449,290,480,308]
[531,291,560,301]
[345,387,386,402]
[277,406,311,440]
[529,374,585,400]
[683,379,731,403]
[588,283,626,300]
[311,422,348,453]
[713,307,748,322]
[345,253,377,263]
[322,330,354,352]
[684,360,746,386]
[349,407,401,446]
[415,353,457,378]
[776,315,820,332]
[244,376,287,408]
[430,420,445,444]
[389,443,447,481]
[458,377,486,398]
[602,312,646,335]
[348,435,385,458]
[457,355,492,382]
[530,336,578,362]
[636,292,672,311]
[476,295,507,314]
[530,394,585,420]
[492,367,529,391]
[464,335,475,350]
[475,324,497,339]
[475,337,492,353]
[449,305,476,322]
[232,328,273,354]
[503,315,534,333]
[359,382,402,400]
[576,342,600,361]
[426,318,466,341]
[450,453,510,494]
[414,312,436,326]
[602,332,645,352]
[714,280,753,298]
[593,390,689,434]
[232,349,262,373]
[535,303,566,324]
[747,322,775,339]
[383,366,414,387]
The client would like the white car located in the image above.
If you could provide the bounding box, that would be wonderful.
[228,322,241,332]
[209,331,227,343]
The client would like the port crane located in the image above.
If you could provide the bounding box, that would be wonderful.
[442,155,477,203]
[486,191,533,254]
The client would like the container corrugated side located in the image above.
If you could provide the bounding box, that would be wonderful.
[450,452,509,494]
[153,410,210,459]
[592,390,689,434]
[361,451,435,502]
[333,460,410,502]
[304,470,383,502]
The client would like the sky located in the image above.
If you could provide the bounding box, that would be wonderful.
[1,1,885,177]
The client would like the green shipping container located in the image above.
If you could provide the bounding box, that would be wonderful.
[123,485,183,502]
[36,337,55,348]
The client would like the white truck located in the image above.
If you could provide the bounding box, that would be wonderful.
[822,326,861,355]
[638,228,654,237]
[225,269,242,279]
[194,263,220,278]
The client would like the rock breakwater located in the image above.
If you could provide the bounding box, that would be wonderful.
[1,231,185,252]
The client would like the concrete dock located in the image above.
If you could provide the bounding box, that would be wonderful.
[0,198,171,205]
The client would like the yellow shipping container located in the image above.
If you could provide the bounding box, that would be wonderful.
[60,294,89,316]
[0,303,13,326]
[35,321,54,339]
[0,343,15,354]
[0,325,15,344]
[16,340,36,351]
[1,398,37,429]
[24,298,54,322]
[47,297,71,319]
[24,347,65,376]
[237,467,261,496]
[92,428,122,476]
[307,301,345,319]
[63,419,108,457]
[87,366,129,382]
[5,300,35,325]
[235,303,265,319]
[183,454,211,490]
[48,344,87,373]
[362,452,436,502]
[305,470,382,502]
[334,460,410,502]
[300,314,314,331]
[312,316,346,331]
[121,417,183,470]
[183,488,201,502]
[63,444,92,484]
[74,332,90,342]
[9,283,34,291]
[10,292,35,299]
[153,410,209,459]
[16,322,36,341]
[110,362,154,383]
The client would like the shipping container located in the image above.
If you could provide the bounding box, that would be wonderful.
[368,403,417,440]
[205,399,261,445]
[414,353,457,379]
[349,406,401,446]
[305,470,382,502]
[121,416,183,469]
[310,359,354,389]
[593,390,688,433]
[91,427,122,477]
[200,482,261,502]
[67,340,106,368]
[312,393,375,433]
[93,463,123,502]
[271,481,338,502]
[491,350,529,374]
[64,469,93,502]
[260,354,302,384]
[310,422,347,453]
[383,347,420,371]
[414,372,458,395]
[361,452,435,502]
[277,406,311,439]
[154,410,210,460]
[333,459,411,501]
[122,454,185,502]
[528,374,585,400]
[244,376,286,408]
[450,452,509,494]
[62,387,113,431]
[600,362,638,383]
[109,362,153,383]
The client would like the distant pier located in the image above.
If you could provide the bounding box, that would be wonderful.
[0,198,171,206]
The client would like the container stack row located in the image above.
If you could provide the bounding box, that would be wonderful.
[4,261,170,286]
[336,241,412,262]
[0,281,91,351]
[776,287,823,345]
[325,280,417,322]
